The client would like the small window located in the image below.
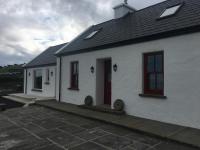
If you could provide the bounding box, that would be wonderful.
[85,30,99,39]
[70,61,79,90]
[143,52,164,95]
[34,69,42,90]
[160,4,182,18]
[46,69,50,83]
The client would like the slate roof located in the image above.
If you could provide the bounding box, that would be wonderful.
[25,43,67,68]
[57,0,200,56]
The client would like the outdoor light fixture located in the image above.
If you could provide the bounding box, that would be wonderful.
[113,64,118,72]
[51,71,53,76]
[90,66,94,73]
[28,72,31,76]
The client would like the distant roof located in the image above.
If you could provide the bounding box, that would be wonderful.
[25,43,67,68]
[57,0,200,56]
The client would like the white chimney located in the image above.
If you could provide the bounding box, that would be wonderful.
[113,0,136,19]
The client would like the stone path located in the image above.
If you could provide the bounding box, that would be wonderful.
[0,106,199,150]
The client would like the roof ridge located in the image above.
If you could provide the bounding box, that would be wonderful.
[92,19,115,27]
[136,0,168,12]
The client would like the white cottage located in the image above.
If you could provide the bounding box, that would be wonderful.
[54,0,200,129]
[24,43,67,98]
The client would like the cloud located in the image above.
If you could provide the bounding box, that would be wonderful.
[0,0,165,66]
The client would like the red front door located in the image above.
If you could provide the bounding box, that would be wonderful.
[104,59,112,105]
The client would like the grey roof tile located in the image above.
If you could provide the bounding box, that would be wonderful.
[25,43,67,68]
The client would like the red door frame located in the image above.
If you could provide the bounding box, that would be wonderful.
[104,59,112,105]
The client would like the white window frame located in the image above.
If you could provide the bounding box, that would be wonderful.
[45,68,50,83]
[33,69,43,90]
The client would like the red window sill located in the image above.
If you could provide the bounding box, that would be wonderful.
[68,87,79,91]
[139,94,167,99]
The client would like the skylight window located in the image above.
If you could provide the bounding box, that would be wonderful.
[85,30,99,39]
[160,4,182,18]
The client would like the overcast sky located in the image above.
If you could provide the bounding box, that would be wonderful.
[0,0,165,66]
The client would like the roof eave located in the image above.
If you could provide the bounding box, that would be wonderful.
[24,63,56,69]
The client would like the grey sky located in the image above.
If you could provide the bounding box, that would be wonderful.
[0,0,165,65]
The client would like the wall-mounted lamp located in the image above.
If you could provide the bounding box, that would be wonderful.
[28,72,31,76]
[90,66,94,73]
[113,64,118,72]
[51,71,53,76]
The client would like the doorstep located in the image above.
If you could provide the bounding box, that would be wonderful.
[35,100,200,149]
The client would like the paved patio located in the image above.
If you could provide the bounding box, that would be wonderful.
[35,100,200,149]
[0,105,199,150]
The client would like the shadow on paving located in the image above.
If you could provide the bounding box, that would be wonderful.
[0,106,199,150]
[0,97,23,110]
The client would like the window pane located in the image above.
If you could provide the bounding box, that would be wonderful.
[155,55,163,72]
[46,69,50,82]
[71,62,79,88]
[147,55,154,73]
[35,70,42,77]
[149,74,156,90]
[157,73,164,90]
[34,70,42,89]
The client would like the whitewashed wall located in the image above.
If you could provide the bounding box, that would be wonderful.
[59,32,200,129]
[25,66,56,97]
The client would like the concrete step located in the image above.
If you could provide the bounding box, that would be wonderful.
[3,96,35,106]
[8,94,36,101]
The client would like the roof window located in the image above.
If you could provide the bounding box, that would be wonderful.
[159,4,182,18]
[85,30,99,39]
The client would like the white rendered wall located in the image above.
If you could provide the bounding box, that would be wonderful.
[59,32,200,129]
[26,66,56,97]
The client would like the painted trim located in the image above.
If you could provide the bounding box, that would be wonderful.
[25,69,27,94]
[57,25,200,57]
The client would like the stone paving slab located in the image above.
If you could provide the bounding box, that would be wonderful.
[125,132,161,146]
[74,128,108,141]
[132,119,186,137]
[70,142,108,150]
[93,134,133,149]
[35,100,200,148]
[170,128,200,148]
[149,141,200,150]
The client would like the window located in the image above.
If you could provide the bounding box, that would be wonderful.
[34,69,42,90]
[160,4,182,18]
[70,61,79,89]
[85,30,99,39]
[143,52,164,95]
[46,69,50,83]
